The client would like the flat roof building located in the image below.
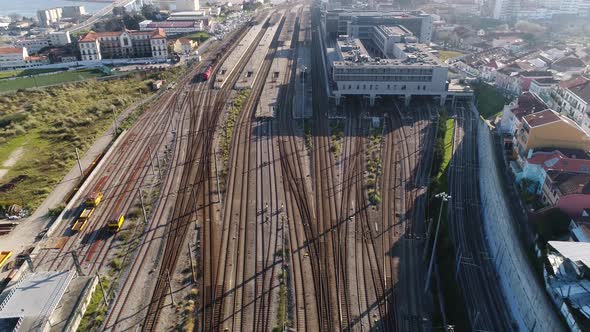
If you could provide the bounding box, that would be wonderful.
[332,35,449,105]
[325,10,434,43]
[0,271,97,332]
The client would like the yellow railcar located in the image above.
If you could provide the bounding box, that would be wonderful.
[107,215,125,232]
[85,191,104,207]
[72,207,94,232]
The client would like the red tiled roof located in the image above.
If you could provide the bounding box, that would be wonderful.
[547,171,590,196]
[523,109,561,127]
[528,150,590,173]
[150,28,166,38]
[559,76,589,89]
[511,92,548,120]
[0,47,24,55]
[80,29,166,42]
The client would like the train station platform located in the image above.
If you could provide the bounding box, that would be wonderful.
[235,11,285,90]
[0,270,97,332]
[256,46,291,119]
[214,13,270,90]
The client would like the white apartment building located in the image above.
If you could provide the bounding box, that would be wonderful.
[493,0,520,20]
[15,38,49,54]
[48,31,71,46]
[0,47,49,71]
[549,77,590,133]
[16,32,73,55]
[37,8,62,27]
[332,37,448,105]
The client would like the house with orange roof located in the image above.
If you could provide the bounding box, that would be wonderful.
[514,109,590,161]
[78,28,168,62]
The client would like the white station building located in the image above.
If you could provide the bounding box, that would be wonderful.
[331,24,449,106]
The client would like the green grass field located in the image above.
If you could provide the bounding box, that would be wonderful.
[185,31,211,43]
[438,50,464,62]
[0,69,107,92]
[0,76,154,210]
[473,83,511,119]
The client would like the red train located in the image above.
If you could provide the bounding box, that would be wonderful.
[202,66,213,81]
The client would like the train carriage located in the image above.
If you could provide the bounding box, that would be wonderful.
[107,214,125,233]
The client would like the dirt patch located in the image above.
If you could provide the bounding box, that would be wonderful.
[0,175,28,193]
[0,169,7,181]
[3,147,24,168]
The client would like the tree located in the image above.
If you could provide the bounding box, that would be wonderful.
[113,6,126,16]
[141,4,162,21]
[122,13,146,30]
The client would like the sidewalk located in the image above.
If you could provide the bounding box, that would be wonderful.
[0,94,159,276]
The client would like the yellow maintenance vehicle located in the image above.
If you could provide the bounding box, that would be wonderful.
[107,215,125,233]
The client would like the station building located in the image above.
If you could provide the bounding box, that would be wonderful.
[331,31,449,105]
[325,10,434,43]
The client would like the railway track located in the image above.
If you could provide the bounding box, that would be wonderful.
[274,6,322,331]
[447,104,514,331]
[34,63,201,274]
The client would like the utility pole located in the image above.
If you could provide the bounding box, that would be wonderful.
[301,66,307,131]
[147,146,158,177]
[166,270,175,305]
[138,188,148,223]
[425,192,450,293]
[70,251,84,276]
[188,243,196,283]
[112,107,118,137]
[75,148,84,178]
[213,150,221,204]
[96,272,109,307]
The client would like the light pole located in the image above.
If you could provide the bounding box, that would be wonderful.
[301,66,307,131]
[425,192,451,292]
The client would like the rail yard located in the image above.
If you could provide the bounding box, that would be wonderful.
[0,1,520,331]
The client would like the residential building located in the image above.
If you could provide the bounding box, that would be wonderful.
[570,209,590,242]
[0,47,49,71]
[176,0,200,11]
[325,10,434,43]
[492,0,520,21]
[519,71,554,92]
[37,8,62,27]
[499,91,548,134]
[549,77,590,133]
[15,38,49,54]
[62,6,86,19]
[139,20,204,35]
[173,38,197,54]
[530,77,558,102]
[514,109,590,160]
[78,29,168,61]
[332,37,448,105]
[546,241,590,331]
[541,170,590,206]
[517,149,590,194]
[48,31,72,46]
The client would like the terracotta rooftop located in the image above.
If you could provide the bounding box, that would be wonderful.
[559,76,589,89]
[547,171,590,196]
[0,47,24,55]
[568,79,590,104]
[523,109,560,127]
[528,150,590,174]
[79,29,166,42]
[511,92,548,120]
